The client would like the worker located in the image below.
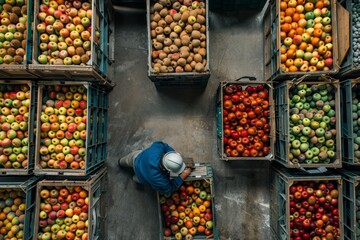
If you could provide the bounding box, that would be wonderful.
[118,141,192,194]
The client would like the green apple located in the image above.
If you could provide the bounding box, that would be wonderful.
[292,140,301,149]
[302,127,311,136]
[311,147,320,156]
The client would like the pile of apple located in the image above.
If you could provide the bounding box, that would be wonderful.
[37,186,89,240]
[160,180,213,239]
[36,0,99,65]
[289,83,337,164]
[222,84,271,158]
[150,0,207,73]
[280,0,334,72]
[351,83,360,163]
[0,0,28,64]
[289,181,340,240]
[38,85,87,170]
[0,189,26,239]
[0,84,30,169]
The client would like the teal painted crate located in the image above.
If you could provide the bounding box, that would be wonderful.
[0,175,41,240]
[33,167,107,240]
[340,78,360,165]
[0,0,36,79]
[339,169,360,240]
[271,164,343,240]
[274,80,342,168]
[264,0,340,81]
[157,163,218,240]
[29,0,111,82]
[34,81,108,176]
[0,81,37,175]
[209,0,267,12]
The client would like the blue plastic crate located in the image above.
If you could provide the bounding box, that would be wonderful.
[271,165,343,240]
[0,175,41,240]
[264,0,340,81]
[29,0,111,82]
[34,81,108,176]
[157,163,218,240]
[33,167,107,239]
[274,80,342,168]
[340,79,360,165]
[0,81,37,175]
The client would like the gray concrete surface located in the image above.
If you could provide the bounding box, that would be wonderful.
[105,4,272,240]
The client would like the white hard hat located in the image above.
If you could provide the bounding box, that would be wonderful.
[162,151,185,175]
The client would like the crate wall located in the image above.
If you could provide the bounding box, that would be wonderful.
[34,81,108,176]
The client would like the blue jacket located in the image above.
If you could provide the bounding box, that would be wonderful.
[134,141,183,194]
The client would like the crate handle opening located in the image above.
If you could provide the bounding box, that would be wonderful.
[233,76,256,82]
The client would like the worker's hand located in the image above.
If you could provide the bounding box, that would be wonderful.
[180,167,192,180]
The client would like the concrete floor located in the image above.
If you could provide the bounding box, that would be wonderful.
[105,3,272,240]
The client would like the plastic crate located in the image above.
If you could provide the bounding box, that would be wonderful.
[33,167,107,240]
[264,0,340,81]
[0,1,36,79]
[209,0,267,12]
[340,78,360,165]
[216,77,275,160]
[337,0,360,78]
[147,0,210,87]
[157,163,218,240]
[274,80,342,168]
[0,175,40,240]
[0,81,37,175]
[270,165,343,240]
[34,81,108,176]
[29,0,111,82]
[339,169,360,240]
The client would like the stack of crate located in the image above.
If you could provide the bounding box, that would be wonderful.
[263,0,360,239]
[0,0,113,239]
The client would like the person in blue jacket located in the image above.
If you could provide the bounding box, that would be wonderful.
[118,141,192,194]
